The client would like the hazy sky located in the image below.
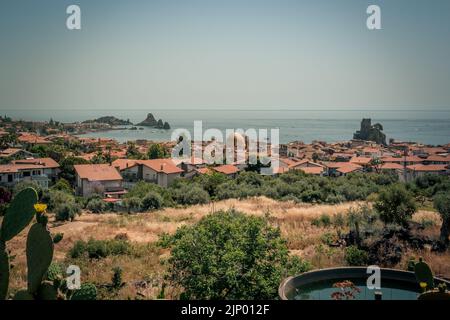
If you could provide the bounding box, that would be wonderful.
[1,0,450,110]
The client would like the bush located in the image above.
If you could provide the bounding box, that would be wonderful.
[51,178,73,194]
[141,191,163,211]
[177,185,210,205]
[374,184,417,227]
[42,189,77,212]
[123,197,142,213]
[345,246,369,266]
[161,209,292,299]
[86,198,108,213]
[55,203,79,221]
[69,239,131,259]
[13,180,43,198]
[311,214,331,228]
[434,192,450,246]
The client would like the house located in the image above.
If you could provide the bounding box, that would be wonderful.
[405,164,449,182]
[211,164,240,178]
[17,133,52,147]
[0,148,35,160]
[323,162,363,176]
[350,156,373,167]
[74,164,124,197]
[0,158,60,189]
[112,158,183,188]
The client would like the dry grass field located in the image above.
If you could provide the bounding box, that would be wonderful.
[5,197,449,299]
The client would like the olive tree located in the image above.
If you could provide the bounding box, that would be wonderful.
[434,193,450,247]
[161,209,305,300]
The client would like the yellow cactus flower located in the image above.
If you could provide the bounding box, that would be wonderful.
[34,203,47,213]
[419,282,427,290]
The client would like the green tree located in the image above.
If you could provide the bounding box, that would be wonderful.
[148,144,167,159]
[374,184,417,227]
[434,193,450,247]
[59,156,90,184]
[162,209,293,300]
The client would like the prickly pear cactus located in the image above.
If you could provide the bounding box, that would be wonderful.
[0,242,9,300]
[414,258,434,290]
[36,282,57,300]
[0,188,38,242]
[71,283,97,300]
[26,223,54,294]
[12,290,34,300]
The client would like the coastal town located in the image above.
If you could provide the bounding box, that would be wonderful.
[0,115,449,203]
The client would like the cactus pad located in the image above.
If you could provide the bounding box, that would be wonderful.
[26,223,54,293]
[71,283,97,300]
[12,290,34,300]
[37,282,57,300]
[414,259,434,289]
[0,188,38,242]
[0,243,9,300]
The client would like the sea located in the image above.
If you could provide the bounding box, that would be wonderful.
[2,108,450,145]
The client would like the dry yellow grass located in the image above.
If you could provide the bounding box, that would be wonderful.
[4,196,449,299]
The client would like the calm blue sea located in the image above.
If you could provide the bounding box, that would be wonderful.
[2,108,450,145]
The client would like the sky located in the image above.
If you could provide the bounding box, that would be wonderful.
[0,0,450,111]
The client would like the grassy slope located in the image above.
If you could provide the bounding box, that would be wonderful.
[5,197,449,299]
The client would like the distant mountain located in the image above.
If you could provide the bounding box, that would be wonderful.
[83,116,132,126]
[137,113,170,130]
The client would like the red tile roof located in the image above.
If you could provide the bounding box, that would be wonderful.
[350,157,372,165]
[139,159,184,174]
[74,164,123,181]
[379,163,404,170]
[299,167,324,175]
[406,164,448,172]
[213,164,239,175]
[13,158,59,169]
[336,164,363,174]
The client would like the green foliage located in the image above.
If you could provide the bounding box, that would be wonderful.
[148,144,168,159]
[86,198,108,213]
[162,209,294,300]
[374,184,417,227]
[123,197,142,213]
[344,246,369,266]
[70,283,97,300]
[55,203,79,222]
[111,267,124,290]
[141,191,164,211]
[0,243,9,299]
[26,223,54,293]
[51,178,73,194]
[434,192,450,246]
[1,188,38,242]
[13,181,43,198]
[311,214,331,228]
[172,185,210,205]
[69,238,131,259]
[284,256,312,276]
[59,156,90,184]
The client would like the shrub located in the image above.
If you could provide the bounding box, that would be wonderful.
[13,180,42,198]
[141,191,163,211]
[86,198,108,213]
[42,189,77,212]
[55,203,79,221]
[162,209,292,299]
[123,197,142,213]
[178,186,210,205]
[51,178,73,194]
[374,184,417,227]
[311,214,331,228]
[69,239,131,259]
[345,246,369,266]
[434,192,450,247]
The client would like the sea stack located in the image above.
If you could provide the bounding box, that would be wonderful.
[137,113,171,129]
[137,113,158,127]
[353,118,387,145]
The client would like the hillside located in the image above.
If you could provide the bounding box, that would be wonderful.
[5,197,448,300]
